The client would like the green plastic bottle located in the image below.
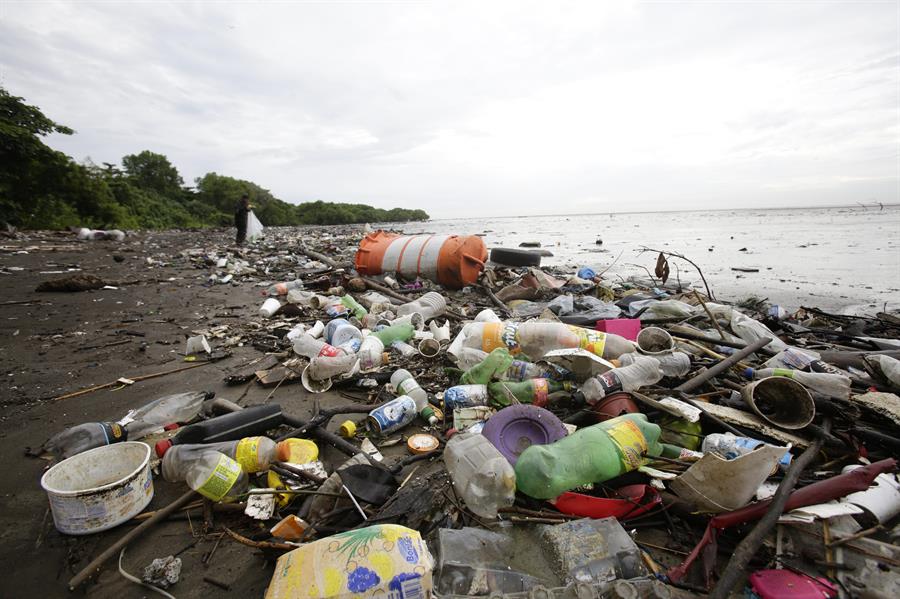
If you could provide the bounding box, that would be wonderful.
[371,323,415,345]
[340,295,367,319]
[487,379,573,408]
[460,348,514,385]
[515,413,664,499]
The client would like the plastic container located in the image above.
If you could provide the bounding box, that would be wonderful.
[419,338,441,357]
[155,404,283,457]
[595,318,642,341]
[162,436,277,477]
[265,280,304,297]
[474,308,502,322]
[41,442,153,535]
[581,355,663,404]
[515,413,664,499]
[745,367,851,400]
[391,340,418,357]
[323,318,362,351]
[292,334,346,359]
[616,350,690,377]
[340,294,367,319]
[355,231,488,289]
[741,377,815,430]
[702,433,792,470]
[396,291,447,321]
[444,384,490,411]
[429,319,451,342]
[443,432,516,519]
[367,395,418,435]
[259,297,281,318]
[482,404,568,465]
[636,327,675,354]
[591,391,640,422]
[357,335,386,370]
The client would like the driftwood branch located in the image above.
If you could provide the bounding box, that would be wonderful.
[638,247,716,300]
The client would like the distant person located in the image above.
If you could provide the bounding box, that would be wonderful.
[234,194,252,245]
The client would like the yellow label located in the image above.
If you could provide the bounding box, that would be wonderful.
[568,326,607,357]
[606,419,648,471]
[482,322,504,352]
[236,437,261,472]
[198,454,241,501]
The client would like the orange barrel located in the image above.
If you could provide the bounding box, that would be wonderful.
[355,231,487,289]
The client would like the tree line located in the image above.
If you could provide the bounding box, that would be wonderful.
[0,87,429,230]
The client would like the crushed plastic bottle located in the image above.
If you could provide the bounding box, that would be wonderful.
[616,350,691,377]
[745,367,851,400]
[443,432,516,519]
[581,355,663,404]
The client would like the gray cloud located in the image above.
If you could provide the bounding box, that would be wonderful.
[1,0,897,218]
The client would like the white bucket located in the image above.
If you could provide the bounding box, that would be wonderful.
[41,442,153,535]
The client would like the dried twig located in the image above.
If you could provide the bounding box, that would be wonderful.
[638,247,716,300]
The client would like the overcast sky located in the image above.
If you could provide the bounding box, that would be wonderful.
[2,1,898,219]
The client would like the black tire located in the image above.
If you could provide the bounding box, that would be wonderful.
[490,247,542,267]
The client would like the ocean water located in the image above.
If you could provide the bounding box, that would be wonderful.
[396,205,900,313]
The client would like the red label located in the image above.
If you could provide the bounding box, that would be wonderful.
[318,343,342,357]
[532,379,550,407]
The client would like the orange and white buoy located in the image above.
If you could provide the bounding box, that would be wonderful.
[355,231,487,289]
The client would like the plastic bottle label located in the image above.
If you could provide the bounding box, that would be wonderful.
[318,343,342,357]
[594,371,623,396]
[198,454,241,501]
[398,379,420,396]
[606,419,648,471]
[772,368,795,379]
[100,422,127,444]
[235,437,261,472]
[568,326,607,357]
[482,322,520,354]
[532,379,550,407]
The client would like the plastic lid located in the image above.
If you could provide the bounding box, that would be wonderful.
[339,420,357,438]
[407,434,440,454]
[155,439,173,458]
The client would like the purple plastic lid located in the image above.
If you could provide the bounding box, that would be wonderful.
[482,404,568,465]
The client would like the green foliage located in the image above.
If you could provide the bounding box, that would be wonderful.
[0,86,429,230]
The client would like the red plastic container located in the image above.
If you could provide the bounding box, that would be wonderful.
[749,569,837,599]
[595,318,641,341]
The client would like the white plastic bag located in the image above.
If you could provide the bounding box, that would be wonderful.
[246,210,264,241]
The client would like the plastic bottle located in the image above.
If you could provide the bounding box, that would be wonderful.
[391,340,418,357]
[182,450,249,502]
[487,379,573,408]
[581,356,663,404]
[443,384,490,411]
[44,391,210,459]
[265,280,304,297]
[390,369,438,424]
[615,351,691,377]
[443,432,516,519]
[514,413,665,500]
[367,395,418,435]
[371,323,415,345]
[702,433,792,470]
[155,404,283,457]
[395,291,447,320]
[292,334,346,359]
[340,294,367,319]
[161,436,274,477]
[744,367,851,400]
[460,348,514,385]
[462,321,635,360]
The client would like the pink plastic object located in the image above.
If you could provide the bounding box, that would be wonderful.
[595,319,641,341]
[749,570,837,599]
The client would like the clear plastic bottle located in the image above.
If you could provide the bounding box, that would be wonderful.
[582,356,663,404]
[161,436,277,476]
[487,379,573,408]
[183,451,248,502]
[616,351,691,377]
[745,367,851,400]
[390,369,438,424]
[443,384,490,411]
[44,391,210,459]
[443,433,516,519]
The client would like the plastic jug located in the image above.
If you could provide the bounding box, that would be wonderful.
[443,433,516,519]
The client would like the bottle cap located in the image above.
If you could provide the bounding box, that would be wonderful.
[338,420,357,438]
[155,439,173,458]
[743,367,755,379]
[163,423,180,431]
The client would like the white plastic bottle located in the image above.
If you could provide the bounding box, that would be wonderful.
[176,450,249,502]
[745,367,851,400]
[390,369,438,424]
[443,433,516,519]
[582,355,663,404]
[616,351,691,377]
[162,437,277,477]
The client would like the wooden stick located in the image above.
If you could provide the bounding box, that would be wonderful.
[224,527,295,551]
[693,290,727,340]
[51,362,210,401]
[69,490,197,590]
